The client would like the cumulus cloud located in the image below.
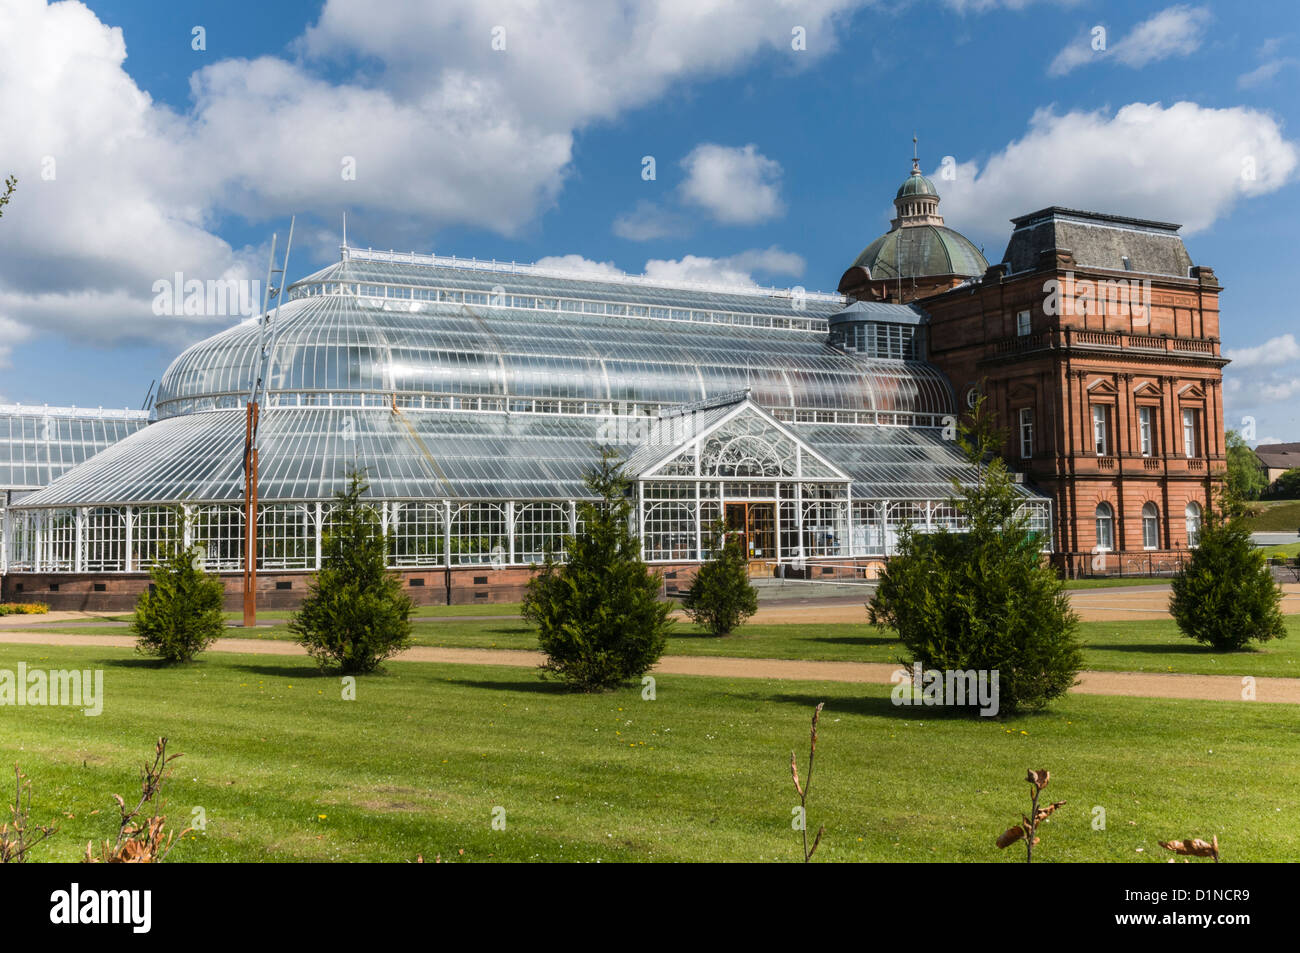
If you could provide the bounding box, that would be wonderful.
[679,144,785,225]
[612,200,688,241]
[1226,334,1300,369]
[936,102,1298,237]
[0,0,864,349]
[1049,5,1210,77]
[529,246,804,288]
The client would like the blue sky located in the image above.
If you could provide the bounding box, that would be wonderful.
[0,0,1297,440]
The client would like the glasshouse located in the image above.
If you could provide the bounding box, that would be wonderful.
[0,247,1049,603]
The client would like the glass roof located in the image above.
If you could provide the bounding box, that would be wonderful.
[13,400,1033,508]
[0,406,149,493]
[155,279,954,421]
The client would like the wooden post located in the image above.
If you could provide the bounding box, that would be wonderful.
[242,401,259,627]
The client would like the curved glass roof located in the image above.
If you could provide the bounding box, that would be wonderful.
[16,253,996,511]
[14,401,1031,508]
[156,255,955,422]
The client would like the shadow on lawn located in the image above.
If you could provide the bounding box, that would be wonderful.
[442,675,571,695]
[1088,641,1262,656]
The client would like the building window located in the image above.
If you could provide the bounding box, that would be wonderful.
[1092,404,1110,457]
[1095,502,1115,552]
[1182,408,1198,458]
[1139,406,1154,457]
[1016,310,1031,336]
[1018,407,1034,459]
[1142,502,1160,550]
[1185,501,1202,547]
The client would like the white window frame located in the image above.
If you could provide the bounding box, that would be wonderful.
[1138,406,1154,457]
[1182,408,1197,458]
[1092,404,1109,457]
[1185,501,1202,548]
[1018,407,1034,459]
[1095,502,1114,552]
[1016,310,1031,336]
[1142,502,1159,550]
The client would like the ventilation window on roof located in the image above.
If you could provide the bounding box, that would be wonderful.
[1121,256,1132,271]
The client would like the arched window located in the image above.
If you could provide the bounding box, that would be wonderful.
[1095,502,1115,552]
[1185,501,1203,548]
[1142,502,1160,550]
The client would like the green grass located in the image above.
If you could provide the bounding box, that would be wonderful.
[20,613,1300,677]
[1244,500,1300,533]
[2,643,1295,862]
[1260,542,1300,559]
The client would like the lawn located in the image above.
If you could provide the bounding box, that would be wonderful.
[1244,500,1300,533]
[2,643,1295,862]
[22,614,1300,677]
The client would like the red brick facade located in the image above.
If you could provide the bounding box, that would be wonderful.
[879,212,1227,575]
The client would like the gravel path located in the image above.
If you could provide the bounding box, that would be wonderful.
[0,630,1293,704]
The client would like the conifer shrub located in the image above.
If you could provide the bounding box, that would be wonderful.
[132,510,225,663]
[291,472,414,673]
[1170,503,1286,650]
[683,521,758,637]
[523,448,672,691]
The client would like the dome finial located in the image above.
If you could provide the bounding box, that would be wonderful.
[911,134,920,174]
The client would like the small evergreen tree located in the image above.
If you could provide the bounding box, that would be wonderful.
[683,521,758,637]
[291,471,413,674]
[523,448,672,691]
[869,396,1082,714]
[1170,500,1286,650]
[132,510,225,663]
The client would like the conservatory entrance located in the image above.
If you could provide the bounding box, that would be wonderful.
[724,501,777,572]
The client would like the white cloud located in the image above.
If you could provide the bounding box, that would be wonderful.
[532,254,625,277]
[1226,334,1300,369]
[1049,5,1210,77]
[528,246,804,288]
[644,246,804,286]
[936,102,1299,237]
[612,200,687,241]
[0,0,864,349]
[679,143,785,225]
[1237,58,1299,89]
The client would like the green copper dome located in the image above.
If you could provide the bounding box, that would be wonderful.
[896,172,939,200]
[852,224,988,280]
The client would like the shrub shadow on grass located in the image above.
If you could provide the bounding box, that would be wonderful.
[441,675,572,696]
[1090,641,1262,656]
[728,689,1056,724]
[811,634,897,648]
[229,661,335,679]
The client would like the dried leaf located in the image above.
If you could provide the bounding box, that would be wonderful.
[1159,836,1219,859]
[996,826,1024,849]
[790,751,803,799]
[1026,769,1049,791]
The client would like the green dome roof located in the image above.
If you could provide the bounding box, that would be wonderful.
[896,172,938,200]
[852,224,988,280]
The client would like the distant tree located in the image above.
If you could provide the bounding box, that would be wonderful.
[132,510,225,663]
[291,471,414,673]
[1170,501,1286,651]
[869,396,1082,714]
[1266,467,1300,500]
[0,175,14,220]
[1225,431,1267,502]
[523,448,672,691]
[683,521,758,637]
